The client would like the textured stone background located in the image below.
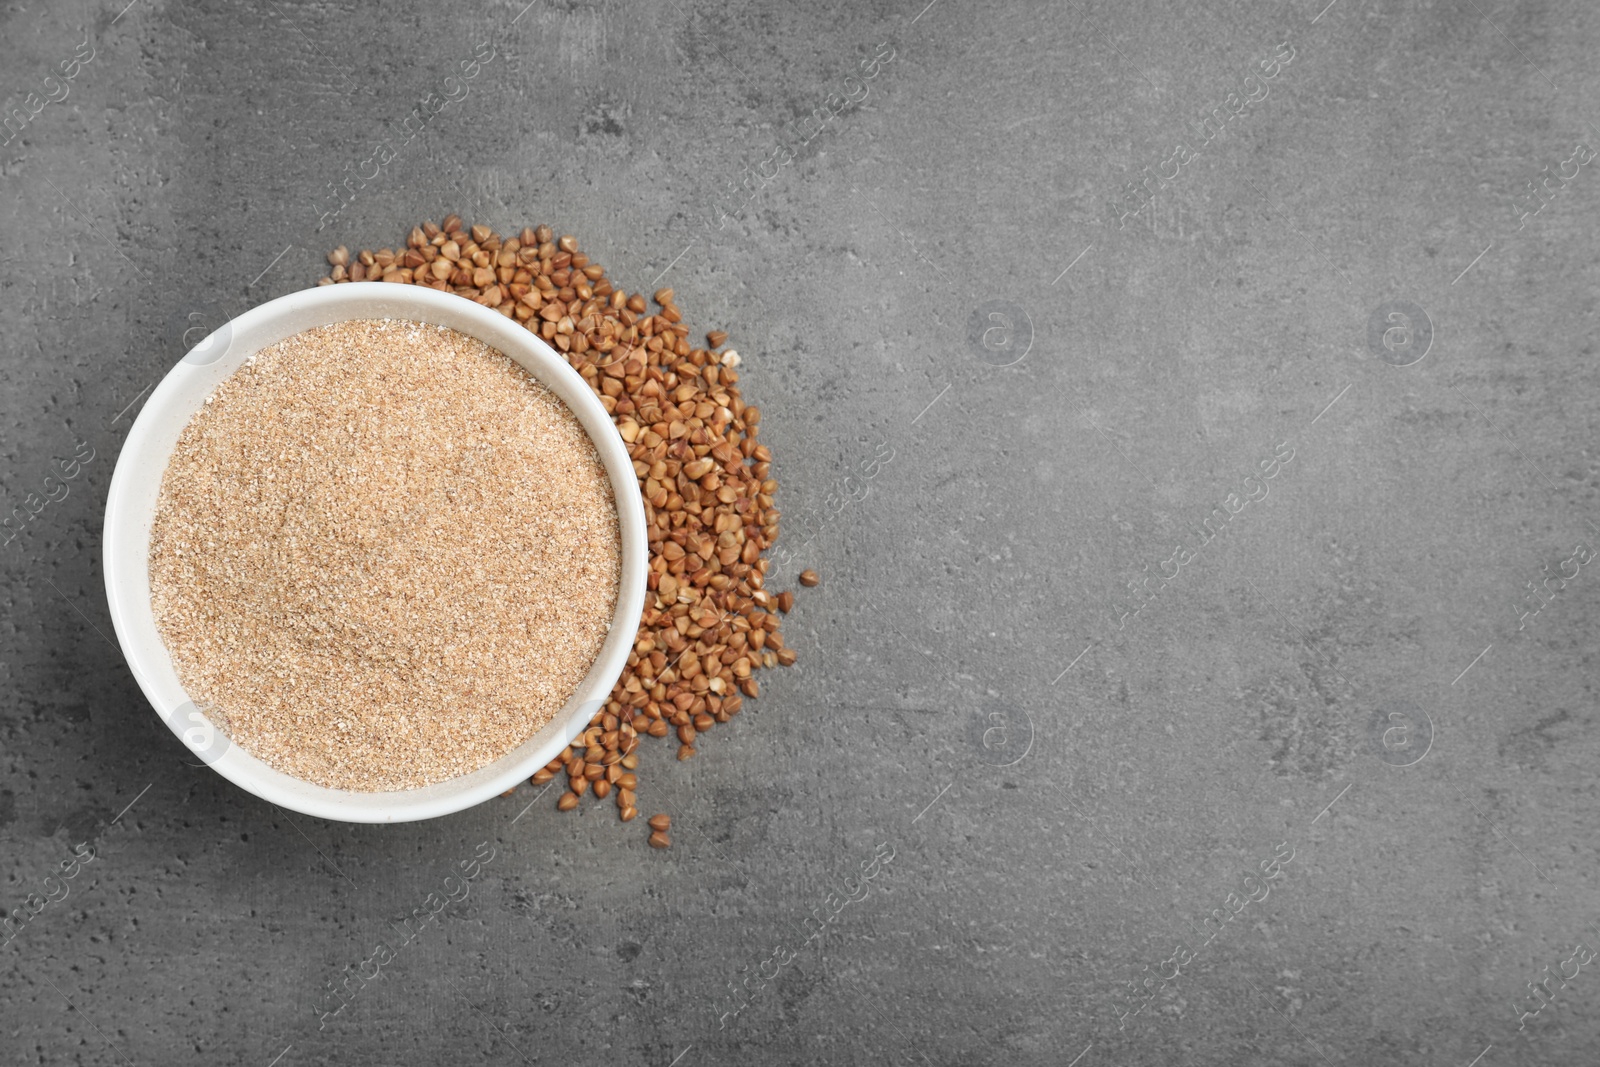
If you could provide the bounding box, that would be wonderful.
[4,0,1600,1063]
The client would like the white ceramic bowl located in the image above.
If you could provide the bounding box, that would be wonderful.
[103,283,648,823]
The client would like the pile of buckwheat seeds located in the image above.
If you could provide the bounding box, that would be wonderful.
[318,216,809,846]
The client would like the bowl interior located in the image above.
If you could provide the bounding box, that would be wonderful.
[103,283,648,822]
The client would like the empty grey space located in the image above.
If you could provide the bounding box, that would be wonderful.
[2,0,1598,1063]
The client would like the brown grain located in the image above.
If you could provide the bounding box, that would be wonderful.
[317,220,803,842]
[799,569,820,587]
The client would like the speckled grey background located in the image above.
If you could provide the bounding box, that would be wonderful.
[4,0,1600,1063]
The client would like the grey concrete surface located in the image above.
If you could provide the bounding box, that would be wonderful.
[3,0,1600,1063]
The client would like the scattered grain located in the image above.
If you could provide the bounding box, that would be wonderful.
[317,219,802,841]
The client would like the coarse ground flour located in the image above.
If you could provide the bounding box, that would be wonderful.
[148,318,620,791]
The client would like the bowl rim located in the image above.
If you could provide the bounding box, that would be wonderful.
[102,281,648,823]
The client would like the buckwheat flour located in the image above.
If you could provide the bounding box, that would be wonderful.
[148,318,621,791]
